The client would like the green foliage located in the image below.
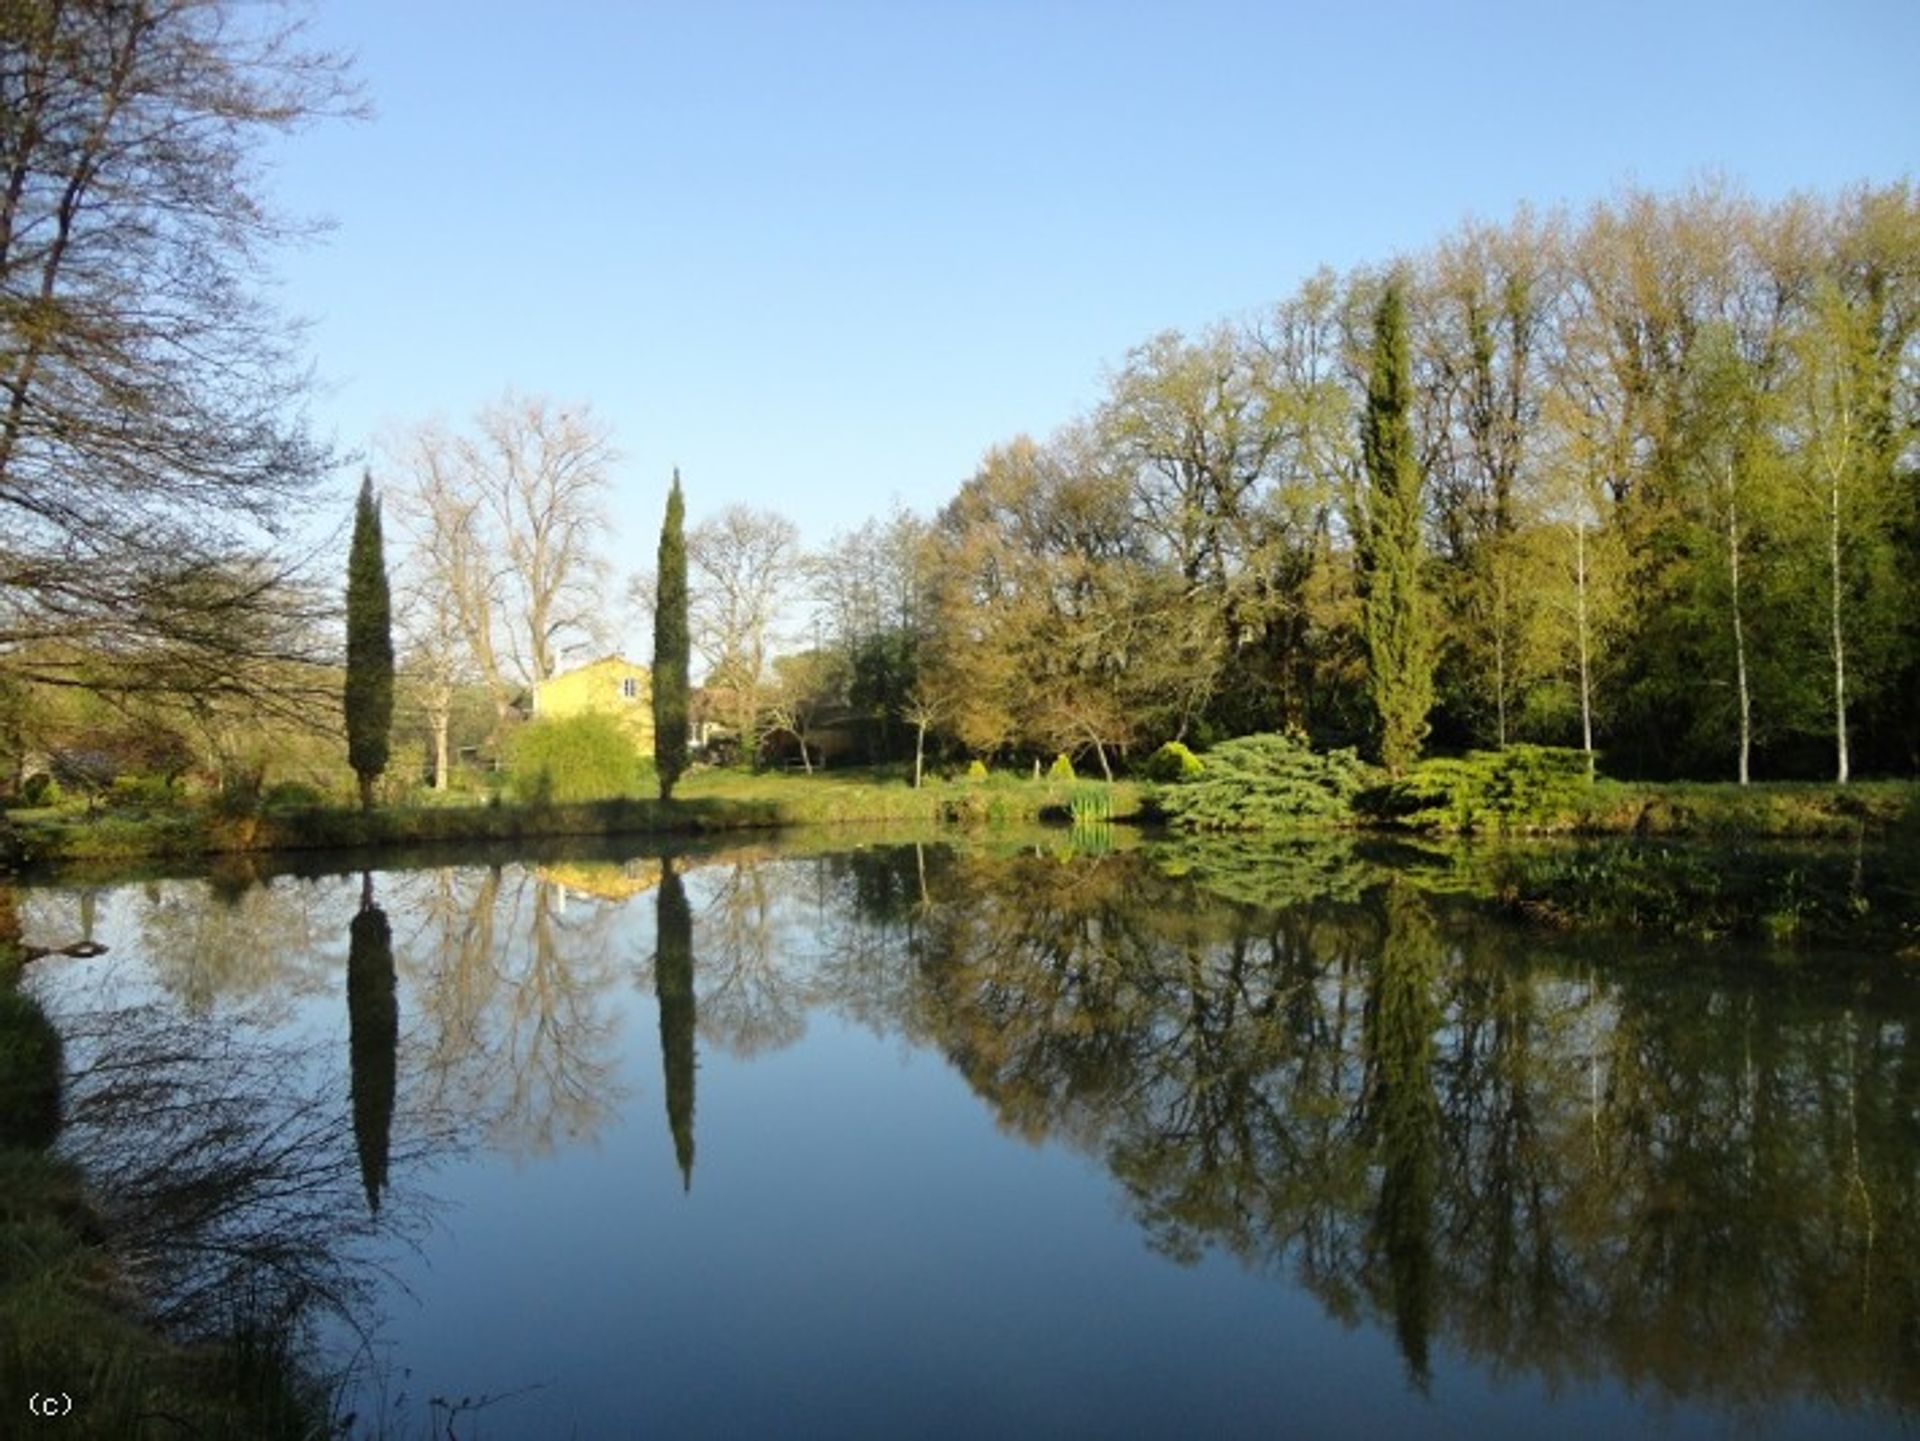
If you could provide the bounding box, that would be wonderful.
[261,780,327,811]
[1069,785,1112,824]
[1142,740,1204,782]
[18,774,63,808]
[1047,753,1077,782]
[506,713,650,804]
[966,759,990,782]
[1366,745,1591,833]
[0,987,62,1149]
[107,774,178,812]
[1359,277,1436,775]
[653,471,692,800]
[344,473,394,811]
[1498,840,1916,945]
[1153,731,1372,832]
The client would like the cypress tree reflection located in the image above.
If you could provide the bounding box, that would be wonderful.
[347,872,397,1215]
[655,856,696,1191]
[1362,884,1441,1390]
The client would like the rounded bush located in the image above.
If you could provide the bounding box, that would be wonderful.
[506,713,651,804]
[1047,753,1077,782]
[1143,741,1204,783]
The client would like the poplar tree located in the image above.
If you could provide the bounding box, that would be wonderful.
[1359,278,1436,774]
[345,473,395,812]
[653,471,691,799]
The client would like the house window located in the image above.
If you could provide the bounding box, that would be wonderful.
[621,677,638,700]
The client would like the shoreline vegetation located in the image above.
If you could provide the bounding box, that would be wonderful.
[4,753,1915,954]
[1,787,1912,1438]
[4,764,1915,873]
[0,903,329,1436]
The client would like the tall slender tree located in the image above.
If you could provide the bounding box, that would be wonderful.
[653,471,691,799]
[1358,278,1436,774]
[345,473,395,812]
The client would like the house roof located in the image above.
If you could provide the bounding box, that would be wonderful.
[539,653,648,684]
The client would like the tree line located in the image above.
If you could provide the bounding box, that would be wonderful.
[793,181,1917,783]
[0,0,1911,796]
[374,181,1919,791]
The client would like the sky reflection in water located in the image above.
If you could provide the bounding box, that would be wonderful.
[19,840,1918,1439]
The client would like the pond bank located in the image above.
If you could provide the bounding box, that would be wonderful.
[0,895,331,1437]
[0,772,1150,871]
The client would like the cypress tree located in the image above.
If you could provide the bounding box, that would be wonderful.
[1359,278,1435,775]
[345,471,395,812]
[653,470,691,800]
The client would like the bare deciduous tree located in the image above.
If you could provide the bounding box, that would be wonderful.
[0,0,358,694]
[688,506,803,758]
[387,395,615,736]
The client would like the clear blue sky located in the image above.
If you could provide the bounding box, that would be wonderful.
[271,0,1918,562]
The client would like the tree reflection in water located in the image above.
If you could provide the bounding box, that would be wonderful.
[39,929,434,1360]
[20,841,1918,1423]
[808,844,1920,1417]
[654,856,697,1190]
[391,863,631,1156]
[348,872,398,1215]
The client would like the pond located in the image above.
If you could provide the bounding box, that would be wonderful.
[16,837,1919,1438]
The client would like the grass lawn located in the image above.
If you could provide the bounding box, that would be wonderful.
[0,765,1149,871]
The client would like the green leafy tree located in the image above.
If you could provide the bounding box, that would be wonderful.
[653,471,691,799]
[1358,278,1436,774]
[345,473,395,812]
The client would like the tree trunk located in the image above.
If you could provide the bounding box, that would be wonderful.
[1575,519,1595,784]
[358,773,375,814]
[431,697,451,792]
[1829,463,1850,785]
[913,719,926,790]
[1493,565,1509,750]
[1726,466,1752,786]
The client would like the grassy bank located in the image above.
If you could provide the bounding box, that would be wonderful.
[1,768,1148,872]
[0,895,330,1437]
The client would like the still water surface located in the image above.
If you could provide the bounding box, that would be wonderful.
[19,839,1918,1438]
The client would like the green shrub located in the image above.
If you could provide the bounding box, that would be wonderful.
[966,759,990,782]
[261,780,327,811]
[506,713,651,804]
[19,774,63,808]
[1153,731,1372,832]
[1047,753,1077,782]
[1364,744,1590,832]
[0,989,62,1149]
[107,775,177,812]
[1142,740,1205,783]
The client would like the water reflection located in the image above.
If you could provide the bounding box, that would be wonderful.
[655,857,697,1190]
[348,873,397,1215]
[866,845,1919,1415]
[40,939,427,1350]
[20,841,1918,1426]
[394,863,629,1156]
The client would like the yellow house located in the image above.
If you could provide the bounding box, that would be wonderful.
[530,654,654,752]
